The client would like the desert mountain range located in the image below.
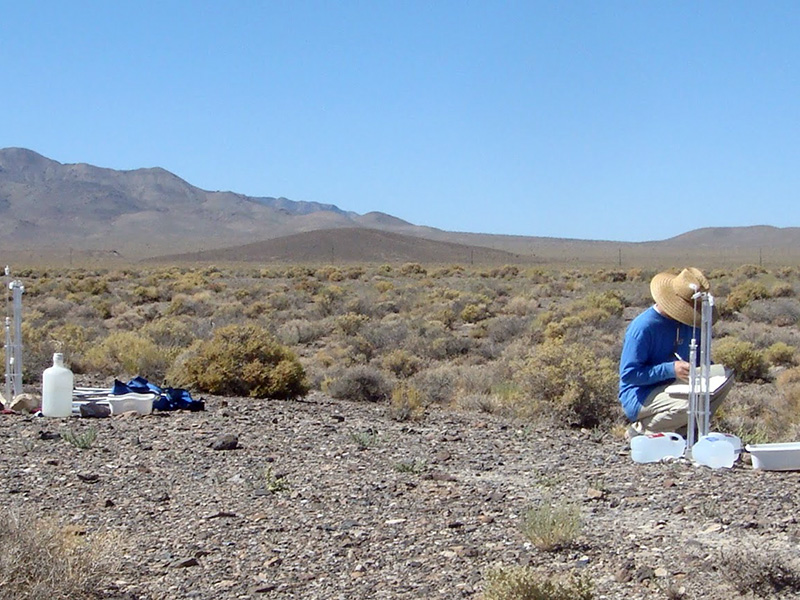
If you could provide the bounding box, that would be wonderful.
[1,147,798,266]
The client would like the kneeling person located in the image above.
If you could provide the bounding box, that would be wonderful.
[619,267,734,437]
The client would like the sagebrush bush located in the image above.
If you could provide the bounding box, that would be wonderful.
[765,342,796,367]
[713,337,768,382]
[325,365,391,403]
[382,349,422,378]
[388,384,425,421]
[724,280,770,313]
[513,339,618,428]
[83,331,172,380]
[169,324,308,399]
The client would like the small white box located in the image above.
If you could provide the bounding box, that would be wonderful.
[107,393,155,416]
[745,442,800,471]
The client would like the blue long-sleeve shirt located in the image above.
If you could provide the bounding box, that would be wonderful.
[618,306,696,421]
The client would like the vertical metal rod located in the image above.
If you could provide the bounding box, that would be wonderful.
[699,295,714,437]
[10,282,23,398]
[686,292,714,458]
[686,338,698,457]
[4,317,12,404]
[4,266,11,404]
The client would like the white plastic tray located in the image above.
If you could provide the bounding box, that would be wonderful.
[745,442,800,471]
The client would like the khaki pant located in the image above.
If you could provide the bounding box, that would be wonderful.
[630,364,734,436]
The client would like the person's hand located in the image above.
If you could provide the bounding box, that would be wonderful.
[674,360,691,382]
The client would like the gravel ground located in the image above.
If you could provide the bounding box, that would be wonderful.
[2,390,800,600]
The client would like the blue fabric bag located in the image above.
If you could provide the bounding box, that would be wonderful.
[113,377,205,412]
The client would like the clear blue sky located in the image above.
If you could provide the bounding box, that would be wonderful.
[2,1,799,242]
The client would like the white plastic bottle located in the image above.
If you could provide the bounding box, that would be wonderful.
[630,433,686,463]
[42,353,74,418]
[691,435,736,469]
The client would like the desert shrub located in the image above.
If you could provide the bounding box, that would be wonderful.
[742,298,800,327]
[724,280,770,313]
[461,302,492,323]
[277,318,328,345]
[131,285,164,305]
[141,318,195,349]
[169,324,308,399]
[382,349,422,378]
[314,285,345,316]
[325,365,391,403]
[734,264,767,278]
[316,265,345,281]
[334,312,370,336]
[513,339,618,428]
[166,292,215,317]
[22,322,93,377]
[486,315,528,344]
[374,280,394,294]
[83,331,172,380]
[722,547,800,598]
[771,282,795,297]
[522,498,582,551]
[506,296,537,316]
[388,384,425,421]
[0,511,116,600]
[764,342,797,367]
[410,365,459,405]
[483,567,593,600]
[592,269,626,283]
[400,262,427,276]
[713,337,768,382]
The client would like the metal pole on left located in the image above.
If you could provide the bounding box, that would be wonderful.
[10,280,24,398]
[3,266,11,404]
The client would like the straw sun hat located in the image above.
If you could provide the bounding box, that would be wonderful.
[650,267,716,327]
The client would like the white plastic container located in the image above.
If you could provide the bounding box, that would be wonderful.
[107,393,155,415]
[41,353,74,418]
[691,434,736,469]
[705,431,742,453]
[630,432,686,463]
[745,442,800,471]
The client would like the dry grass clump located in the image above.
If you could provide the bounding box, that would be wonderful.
[169,324,308,399]
[482,566,593,600]
[0,511,116,599]
[522,498,582,551]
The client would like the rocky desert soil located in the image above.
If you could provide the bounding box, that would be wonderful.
[2,388,800,600]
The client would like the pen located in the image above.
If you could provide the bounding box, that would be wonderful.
[674,352,683,361]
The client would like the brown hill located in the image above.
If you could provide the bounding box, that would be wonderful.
[3,147,800,266]
[148,228,527,265]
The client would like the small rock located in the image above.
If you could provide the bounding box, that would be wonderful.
[211,434,239,451]
[586,487,605,500]
[171,557,200,568]
[434,450,451,462]
[77,473,99,483]
[423,469,456,482]
[39,431,61,441]
[11,393,39,413]
[654,567,669,578]
[80,402,111,418]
